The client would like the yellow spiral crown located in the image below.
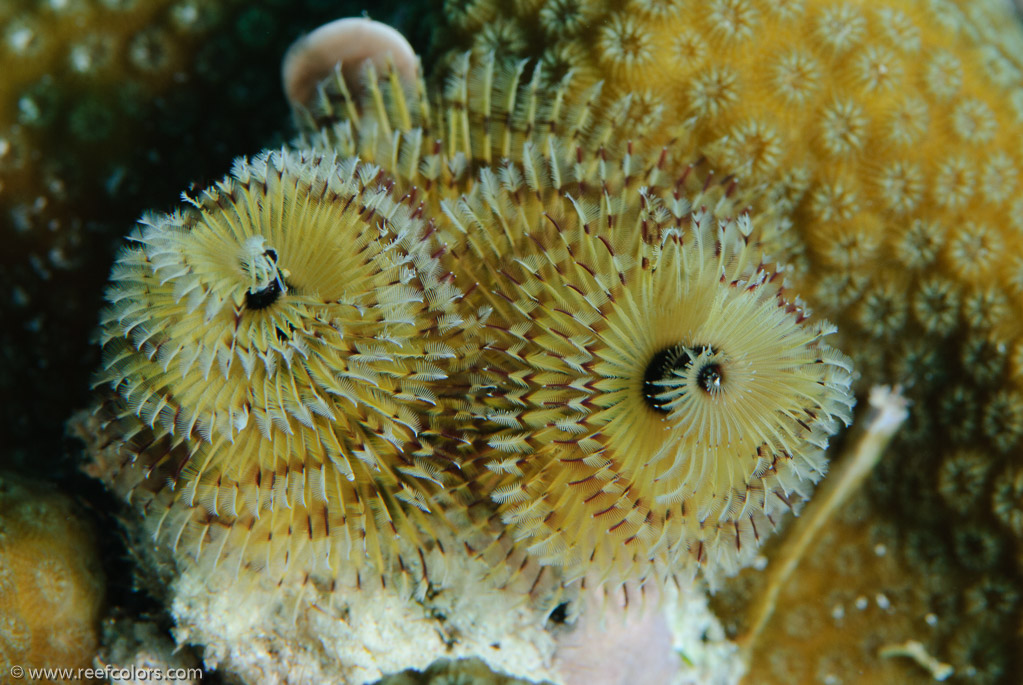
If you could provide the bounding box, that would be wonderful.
[434,148,855,584]
[93,148,464,588]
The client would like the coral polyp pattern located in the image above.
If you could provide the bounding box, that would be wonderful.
[0,474,105,683]
[90,149,466,587]
[431,0,1023,340]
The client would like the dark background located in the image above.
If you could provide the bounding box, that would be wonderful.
[0,0,436,479]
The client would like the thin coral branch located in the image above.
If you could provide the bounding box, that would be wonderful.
[737,385,909,655]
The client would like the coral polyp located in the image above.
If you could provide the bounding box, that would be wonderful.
[90,148,464,587]
[0,473,106,682]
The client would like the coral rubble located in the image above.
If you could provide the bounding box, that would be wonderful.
[98,616,203,685]
[154,550,739,685]
[164,550,565,685]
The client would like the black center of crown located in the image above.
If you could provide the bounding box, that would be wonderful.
[696,362,723,391]
[244,248,283,310]
[642,343,721,413]
[245,278,282,310]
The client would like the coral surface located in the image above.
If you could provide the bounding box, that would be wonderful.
[715,493,943,684]
[163,551,566,685]
[0,472,105,684]
[150,549,738,685]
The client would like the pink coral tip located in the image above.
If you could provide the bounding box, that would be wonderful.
[281,17,418,110]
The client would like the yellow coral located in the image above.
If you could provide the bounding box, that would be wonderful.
[718,494,949,685]
[0,473,105,684]
[429,0,1023,327]
[0,0,237,248]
